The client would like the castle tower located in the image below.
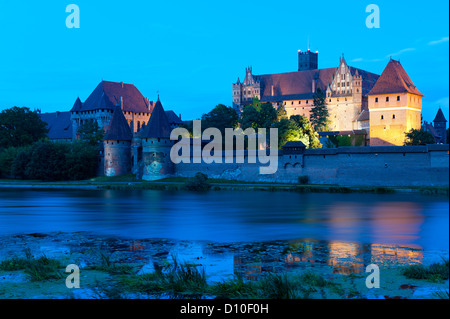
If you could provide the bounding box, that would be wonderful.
[70,97,83,140]
[141,97,174,181]
[433,107,448,144]
[298,49,318,71]
[352,69,362,105]
[103,105,133,176]
[368,59,423,146]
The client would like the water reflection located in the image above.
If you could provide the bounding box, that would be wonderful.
[123,239,427,281]
[0,189,448,252]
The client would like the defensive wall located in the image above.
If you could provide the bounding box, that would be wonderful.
[173,144,449,187]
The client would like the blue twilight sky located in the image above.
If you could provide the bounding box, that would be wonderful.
[0,0,448,122]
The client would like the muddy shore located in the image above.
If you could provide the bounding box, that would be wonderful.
[0,232,448,299]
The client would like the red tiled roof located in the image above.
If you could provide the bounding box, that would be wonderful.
[368,59,423,96]
[256,68,337,101]
[255,66,379,102]
[104,106,133,141]
[76,81,151,113]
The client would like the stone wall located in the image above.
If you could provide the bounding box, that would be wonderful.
[174,144,449,187]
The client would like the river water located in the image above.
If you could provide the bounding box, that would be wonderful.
[0,189,448,252]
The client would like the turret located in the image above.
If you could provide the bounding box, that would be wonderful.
[140,97,174,180]
[433,107,448,144]
[103,105,133,176]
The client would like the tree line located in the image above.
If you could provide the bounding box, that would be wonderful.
[0,106,102,180]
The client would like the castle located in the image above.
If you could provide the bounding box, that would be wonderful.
[37,54,448,185]
[232,50,428,146]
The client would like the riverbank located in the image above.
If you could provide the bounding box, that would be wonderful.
[0,232,448,299]
[0,176,448,196]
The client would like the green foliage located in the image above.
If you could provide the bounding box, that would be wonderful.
[76,120,105,146]
[201,104,238,135]
[0,106,49,148]
[0,248,63,281]
[272,119,301,148]
[25,141,70,181]
[404,128,436,146]
[271,116,322,149]
[289,115,322,149]
[7,140,99,181]
[276,104,288,121]
[0,146,27,177]
[11,148,32,179]
[309,88,329,132]
[184,172,211,191]
[239,105,261,130]
[401,258,449,282]
[65,141,99,180]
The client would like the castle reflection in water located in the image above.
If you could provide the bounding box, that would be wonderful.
[128,239,424,282]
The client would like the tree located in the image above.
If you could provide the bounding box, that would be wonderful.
[25,141,70,181]
[309,88,329,132]
[290,115,322,149]
[404,128,436,146]
[258,102,278,128]
[11,148,32,179]
[201,104,238,135]
[65,141,99,180]
[0,106,48,148]
[77,120,104,146]
[271,118,302,148]
[239,105,261,130]
[276,104,288,121]
[239,98,277,130]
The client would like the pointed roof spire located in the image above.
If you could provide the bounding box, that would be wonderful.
[70,97,83,112]
[433,107,447,123]
[104,105,133,141]
[142,98,172,139]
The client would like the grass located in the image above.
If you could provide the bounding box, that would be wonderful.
[87,250,135,275]
[113,256,343,299]
[401,258,449,282]
[0,248,64,281]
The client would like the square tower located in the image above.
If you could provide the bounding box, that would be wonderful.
[298,49,318,71]
[368,59,423,146]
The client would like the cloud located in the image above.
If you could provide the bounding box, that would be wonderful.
[386,48,416,58]
[350,58,383,63]
[428,37,449,45]
[434,96,449,108]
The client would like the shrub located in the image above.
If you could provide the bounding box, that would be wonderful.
[298,175,309,184]
[9,141,99,181]
[0,146,26,177]
[11,148,32,179]
[184,172,211,191]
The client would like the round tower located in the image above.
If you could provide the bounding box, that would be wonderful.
[140,97,174,181]
[103,105,133,177]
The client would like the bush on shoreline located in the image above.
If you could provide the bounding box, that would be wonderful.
[1,141,99,181]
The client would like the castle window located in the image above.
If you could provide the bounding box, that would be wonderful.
[392,114,395,119]
[386,97,389,102]
[306,100,308,104]
[357,89,359,93]
[291,101,293,105]
[375,97,378,102]
[381,115,384,120]
[397,96,400,101]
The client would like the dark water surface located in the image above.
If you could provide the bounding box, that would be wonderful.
[0,189,448,252]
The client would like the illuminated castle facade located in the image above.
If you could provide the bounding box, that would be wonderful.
[232,51,425,146]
